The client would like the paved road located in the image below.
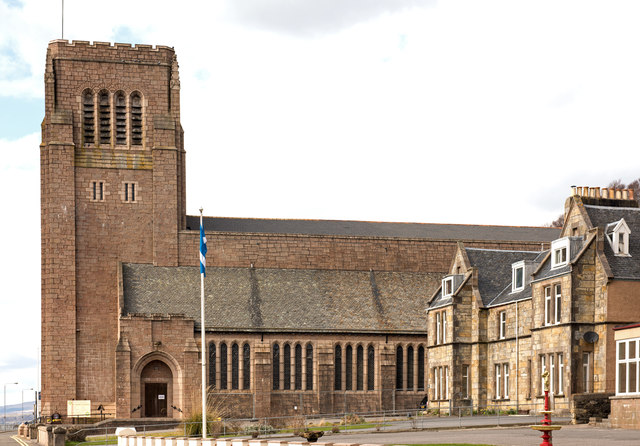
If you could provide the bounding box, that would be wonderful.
[0,432,23,446]
[360,414,571,431]
[316,424,640,445]
[5,420,640,446]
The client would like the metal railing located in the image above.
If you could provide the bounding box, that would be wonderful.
[64,401,571,445]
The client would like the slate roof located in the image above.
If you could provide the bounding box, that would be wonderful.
[532,258,569,282]
[186,215,560,242]
[465,248,543,307]
[122,264,440,334]
[584,205,640,279]
[428,288,451,310]
[428,248,545,309]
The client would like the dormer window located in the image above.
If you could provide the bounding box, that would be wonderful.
[606,218,631,256]
[443,277,454,297]
[551,238,570,269]
[512,261,525,292]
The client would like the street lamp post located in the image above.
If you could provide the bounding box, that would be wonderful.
[3,382,19,432]
[21,388,33,424]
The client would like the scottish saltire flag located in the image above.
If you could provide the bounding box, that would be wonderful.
[200,220,207,276]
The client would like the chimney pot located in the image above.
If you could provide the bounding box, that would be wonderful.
[582,186,589,197]
[571,186,577,196]
[616,189,622,199]
[594,187,601,198]
[576,186,582,196]
[589,187,596,198]
[602,188,609,199]
[610,187,616,199]
[623,189,629,200]
[630,189,635,201]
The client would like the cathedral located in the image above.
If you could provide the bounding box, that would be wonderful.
[47,40,639,422]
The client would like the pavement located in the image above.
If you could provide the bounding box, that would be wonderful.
[312,424,640,445]
[2,417,640,446]
[0,432,29,446]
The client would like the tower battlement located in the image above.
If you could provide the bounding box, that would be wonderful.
[48,39,175,59]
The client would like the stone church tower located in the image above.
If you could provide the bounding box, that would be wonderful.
[40,40,186,416]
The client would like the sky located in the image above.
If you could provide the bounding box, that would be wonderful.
[2,0,640,406]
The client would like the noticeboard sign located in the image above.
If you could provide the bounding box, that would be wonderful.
[67,400,91,417]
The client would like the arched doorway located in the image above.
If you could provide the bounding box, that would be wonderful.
[141,360,173,417]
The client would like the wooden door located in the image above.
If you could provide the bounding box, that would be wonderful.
[144,383,168,417]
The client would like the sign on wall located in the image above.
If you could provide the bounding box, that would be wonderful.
[67,400,91,417]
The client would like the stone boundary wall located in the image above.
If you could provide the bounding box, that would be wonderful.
[610,395,640,429]
[118,437,381,446]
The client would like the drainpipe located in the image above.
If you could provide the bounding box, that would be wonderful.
[516,300,519,413]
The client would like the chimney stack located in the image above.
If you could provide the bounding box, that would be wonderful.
[570,185,638,208]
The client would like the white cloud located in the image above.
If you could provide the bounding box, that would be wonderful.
[224,0,435,37]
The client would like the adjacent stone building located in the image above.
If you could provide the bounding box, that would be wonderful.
[427,187,640,418]
[40,39,561,420]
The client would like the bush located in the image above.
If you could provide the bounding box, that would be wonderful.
[181,388,230,437]
[340,413,364,425]
[331,426,340,433]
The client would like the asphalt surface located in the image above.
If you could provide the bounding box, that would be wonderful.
[3,418,640,446]
[0,432,28,446]
[314,424,640,445]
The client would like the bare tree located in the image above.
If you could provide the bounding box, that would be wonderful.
[546,214,564,228]
[608,178,626,189]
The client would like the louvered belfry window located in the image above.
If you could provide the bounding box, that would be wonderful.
[130,92,143,145]
[83,90,95,145]
[98,90,110,145]
[115,92,127,145]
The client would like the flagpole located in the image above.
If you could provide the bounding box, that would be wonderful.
[200,208,207,439]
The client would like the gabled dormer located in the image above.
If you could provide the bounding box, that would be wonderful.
[606,218,631,257]
[550,236,583,269]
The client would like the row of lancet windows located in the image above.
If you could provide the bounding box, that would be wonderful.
[273,343,314,391]
[208,342,251,390]
[396,345,426,391]
[82,89,143,147]
[334,344,375,391]
[207,342,425,393]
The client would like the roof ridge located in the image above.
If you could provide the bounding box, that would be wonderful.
[465,247,542,253]
[192,214,560,229]
[584,205,640,211]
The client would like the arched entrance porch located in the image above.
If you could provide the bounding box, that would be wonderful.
[141,360,172,417]
[131,352,183,418]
